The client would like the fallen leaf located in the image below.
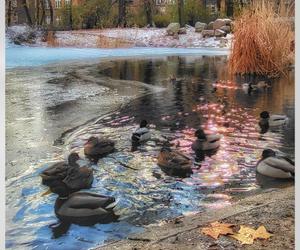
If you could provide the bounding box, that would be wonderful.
[201,221,234,239]
[230,225,256,245]
[230,225,273,245]
[253,225,273,240]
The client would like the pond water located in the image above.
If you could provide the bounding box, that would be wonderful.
[6,55,294,250]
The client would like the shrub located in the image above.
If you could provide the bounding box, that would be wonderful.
[229,0,294,78]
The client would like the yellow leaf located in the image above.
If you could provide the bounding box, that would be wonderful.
[201,221,234,239]
[253,226,273,240]
[230,225,256,245]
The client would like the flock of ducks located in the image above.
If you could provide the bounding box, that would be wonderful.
[39,107,294,228]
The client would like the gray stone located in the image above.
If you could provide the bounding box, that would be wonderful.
[195,22,207,33]
[166,23,180,36]
[215,29,226,37]
[213,19,226,30]
[178,27,187,34]
[207,21,214,30]
[223,18,232,25]
[220,25,231,33]
[201,30,215,37]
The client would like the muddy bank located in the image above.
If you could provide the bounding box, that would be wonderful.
[6,59,161,179]
[96,186,294,250]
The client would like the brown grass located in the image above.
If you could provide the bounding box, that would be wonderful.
[229,0,294,78]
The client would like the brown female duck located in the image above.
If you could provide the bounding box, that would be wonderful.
[40,153,93,194]
[84,136,115,162]
[157,147,193,178]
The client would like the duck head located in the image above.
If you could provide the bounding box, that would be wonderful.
[261,149,276,160]
[260,111,270,120]
[195,129,207,140]
[68,153,80,166]
[140,120,148,128]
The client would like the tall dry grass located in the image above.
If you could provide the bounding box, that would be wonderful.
[229,0,294,78]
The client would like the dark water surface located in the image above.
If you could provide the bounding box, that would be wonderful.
[6,55,294,249]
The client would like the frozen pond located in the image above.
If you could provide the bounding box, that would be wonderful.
[6,52,294,249]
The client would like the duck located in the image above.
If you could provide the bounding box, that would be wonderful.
[40,153,93,194]
[54,184,119,226]
[259,111,288,128]
[191,129,221,152]
[84,136,115,162]
[256,149,294,179]
[131,120,151,145]
[157,147,193,178]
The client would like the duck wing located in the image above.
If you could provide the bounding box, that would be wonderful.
[67,193,115,209]
[264,157,295,173]
[169,152,191,168]
[40,162,68,180]
[63,167,93,190]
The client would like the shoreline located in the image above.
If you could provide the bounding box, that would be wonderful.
[96,186,295,250]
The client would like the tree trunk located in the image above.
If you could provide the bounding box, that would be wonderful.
[47,0,54,28]
[22,0,33,25]
[39,0,45,25]
[145,0,153,26]
[177,0,184,27]
[7,0,12,26]
[69,0,73,30]
[35,0,40,25]
[118,0,126,27]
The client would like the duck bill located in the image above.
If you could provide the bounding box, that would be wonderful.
[41,188,52,196]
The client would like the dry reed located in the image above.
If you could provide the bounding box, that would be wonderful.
[229,0,294,78]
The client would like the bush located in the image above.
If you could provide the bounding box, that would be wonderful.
[229,0,295,77]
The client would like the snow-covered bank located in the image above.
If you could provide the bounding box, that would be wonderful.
[53,27,233,49]
[6,46,229,68]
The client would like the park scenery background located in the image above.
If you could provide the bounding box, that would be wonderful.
[5,0,295,249]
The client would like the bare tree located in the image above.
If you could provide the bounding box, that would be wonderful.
[22,0,33,25]
[35,0,40,25]
[46,0,54,28]
[118,0,126,27]
[7,0,12,26]
[144,0,154,27]
[178,0,184,27]
[39,0,45,25]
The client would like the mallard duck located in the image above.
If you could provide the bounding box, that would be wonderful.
[157,147,193,178]
[84,136,115,162]
[54,184,119,226]
[259,111,288,127]
[131,120,151,145]
[41,153,93,194]
[256,149,294,179]
[191,129,221,152]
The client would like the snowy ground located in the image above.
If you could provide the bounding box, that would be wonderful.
[49,27,233,49]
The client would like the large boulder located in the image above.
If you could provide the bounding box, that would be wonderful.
[207,21,214,30]
[166,23,180,36]
[202,30,215,37]
[195,22,207,33]
[223,18,232,26]
[213,19,226,30]
[220,25,231,33]
[215,29,226,37]
[178,27,187,34]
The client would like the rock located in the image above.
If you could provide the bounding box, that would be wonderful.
[215,29,226,37]
[195,22,207,33]
[213,19,226,30]
[178,27,187,34]
[202,30,215,37]
[220,25,231,33]
[166,23,180,36]
[207,21,214,30]
[223,18,232,25]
